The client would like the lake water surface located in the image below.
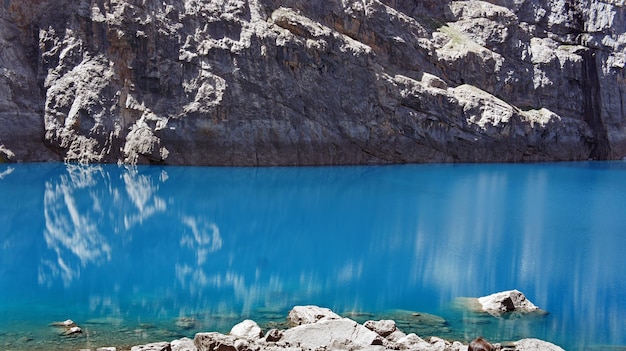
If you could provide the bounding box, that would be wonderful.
[0,162,625,351]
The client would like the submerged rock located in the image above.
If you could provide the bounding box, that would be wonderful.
[50,319,77,328]
[50,318,84,336]
[62,326,83,336]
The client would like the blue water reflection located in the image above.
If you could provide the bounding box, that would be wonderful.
[0,162,625,351]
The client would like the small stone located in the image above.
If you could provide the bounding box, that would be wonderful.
[51,319,77,327]
[130,341,171,351]
[62,326,82,336]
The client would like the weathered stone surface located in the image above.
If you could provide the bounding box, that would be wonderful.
[477,290,540,316]
[194,332,239,351]
[229,319,263,340]
[131,342,171,351]
[264,329,283,343]
[395,333,432,350]
[364,319,397,338]
[1,0,625,165]
[281,318,385,350]
[514,338,566,351]
[287,305,341,326]
[171,337,197,351]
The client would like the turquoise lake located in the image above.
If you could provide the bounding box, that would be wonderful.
[0,161,625,351]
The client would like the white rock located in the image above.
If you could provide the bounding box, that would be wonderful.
[429,336,450,351]
[171,337,197,351]
[515,338,566,351]
[395,333,432,350]
[229,319,263,339]
[51,319,77,327]
[194,332,238,351]
[287,305,341,326]
[281,318,383,350]
[62,326,82,336]
[477,290,540,316]
[386,329,408,343]
[364,319,397,337]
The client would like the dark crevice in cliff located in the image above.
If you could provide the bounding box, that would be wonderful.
[580,49,610,159]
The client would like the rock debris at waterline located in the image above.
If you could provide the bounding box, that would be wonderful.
[1,0,626,165]
[60,295,562,351]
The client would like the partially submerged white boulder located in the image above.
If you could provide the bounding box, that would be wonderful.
[477,290,542,316]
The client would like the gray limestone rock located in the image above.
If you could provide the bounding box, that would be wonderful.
[1,0,625,165]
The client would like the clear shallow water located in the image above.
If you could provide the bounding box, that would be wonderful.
[0,161,625,351]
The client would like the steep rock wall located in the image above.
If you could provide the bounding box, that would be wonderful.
[0,0,625,165]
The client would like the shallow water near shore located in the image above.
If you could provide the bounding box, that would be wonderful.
[1,161,625,351]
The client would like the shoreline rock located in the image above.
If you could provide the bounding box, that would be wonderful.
[454,290,548,318]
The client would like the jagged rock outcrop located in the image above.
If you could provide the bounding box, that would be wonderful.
[1,0,625,165]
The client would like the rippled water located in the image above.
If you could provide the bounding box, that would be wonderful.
[0,162,625,351]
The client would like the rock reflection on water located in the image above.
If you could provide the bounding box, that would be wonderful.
[41,165,113,286]
[0,162,624,351]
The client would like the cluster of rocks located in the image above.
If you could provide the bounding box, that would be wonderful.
[122,304,564,351]
[69,291,557,351]
[1,0,626,165]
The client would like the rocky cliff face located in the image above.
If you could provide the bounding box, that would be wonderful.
[1,0,625,165]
